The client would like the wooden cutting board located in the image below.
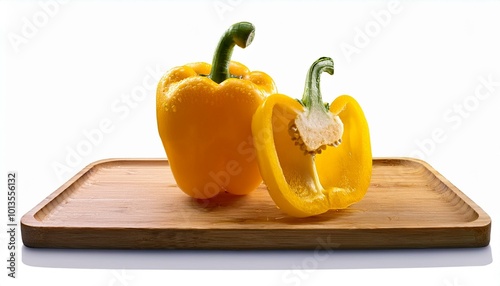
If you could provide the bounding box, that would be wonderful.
[21,158,491,249]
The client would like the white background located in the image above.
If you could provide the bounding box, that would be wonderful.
[1,0,500,285]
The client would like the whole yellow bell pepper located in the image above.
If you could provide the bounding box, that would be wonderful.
[156,22,277,199]
[252,57,372,217]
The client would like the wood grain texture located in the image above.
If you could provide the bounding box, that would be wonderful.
[21,158,491,249]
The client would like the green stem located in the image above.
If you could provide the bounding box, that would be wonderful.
[208,22,255,84]
[301,57,334,112]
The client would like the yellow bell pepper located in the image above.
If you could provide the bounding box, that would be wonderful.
[156,22,277,199]
[252,57,372,217]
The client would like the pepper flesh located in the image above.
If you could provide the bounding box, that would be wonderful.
[156,22,277,199]
[252,57,371,217]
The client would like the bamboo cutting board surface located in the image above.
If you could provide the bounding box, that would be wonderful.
[21,158,490,249]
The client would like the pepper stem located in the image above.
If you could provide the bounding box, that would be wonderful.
[301,57,334,112]
[208,22,255,84]
[290,57,343,155]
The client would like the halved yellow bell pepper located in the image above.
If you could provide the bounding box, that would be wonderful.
[252,57,372,217]
[157,22,277,199]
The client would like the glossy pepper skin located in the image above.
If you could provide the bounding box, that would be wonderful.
[157,22,277,199]
[252,57,372,217]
